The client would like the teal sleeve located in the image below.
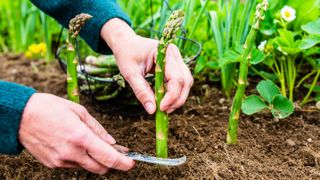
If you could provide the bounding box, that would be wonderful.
[30,0,131,54]
[0,81,36,155]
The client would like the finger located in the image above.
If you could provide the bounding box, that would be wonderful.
[70,104,116,145]
[166,64,193,113]
[160,78,184,112]
[125,72,156,114]
[59,161,80,168]
[83,132,135,171]
[112,144,130,154]
[77,155,110,175]
[167,83,191,113]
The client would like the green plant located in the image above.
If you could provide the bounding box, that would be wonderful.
[227,0,269,145]
[242,80,294,119]
[66,13,92,103]
[204,0,258,97]
[0,0,59,61]
[155,10,184,158]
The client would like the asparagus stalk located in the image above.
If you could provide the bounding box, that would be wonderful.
[77,64,118,76]
[155,10,184,158]
[85,55,117,68]
[66,13,92,103]
[226,1,268,145]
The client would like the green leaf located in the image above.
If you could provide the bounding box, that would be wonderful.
[257,80,281,104]
[206,61,219,70]
[315,94,320,101]
[260,71,279,81]
[219,49,241,67]
[303,84,320,93]
[250,48,266,65]
[194,56,206,74]
[275,29,301,55]
[241,95,268,115]
[301,18,320,35]
[299,34,320,50]
[271,95,294,119]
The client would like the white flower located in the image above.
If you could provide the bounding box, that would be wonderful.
[258,40,267,51]
[281,6,296,22]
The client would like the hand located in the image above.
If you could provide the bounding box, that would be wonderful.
[19,93,135,174]
[101,18,193,114]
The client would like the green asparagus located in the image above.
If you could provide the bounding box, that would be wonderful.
[155,10,185,158]
[66,13,92,103]
[227,0,269,145]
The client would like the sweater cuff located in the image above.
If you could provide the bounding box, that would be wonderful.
[79,0,131,54]
[0,81,36,155]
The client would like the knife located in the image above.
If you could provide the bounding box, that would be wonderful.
[125,152,187,166]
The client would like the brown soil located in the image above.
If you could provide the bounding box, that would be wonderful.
[0,54,320,179]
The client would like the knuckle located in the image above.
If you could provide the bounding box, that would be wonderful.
[135,89,149,102]
[69,129,88,147]
[104,154,120,168]
[77,105,88,115]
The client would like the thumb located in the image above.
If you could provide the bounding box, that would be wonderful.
[72,105,117,145]
[124,72,156,114]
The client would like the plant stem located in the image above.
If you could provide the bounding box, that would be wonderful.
[249,65,268,80]
[227,0,268,145]
[66,13,92,103]
[300,69,320,106]
[296,71,317,88]
[155,10,184,158]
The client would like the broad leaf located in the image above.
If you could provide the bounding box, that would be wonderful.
[315,94,320,102]
[301,18,320,35]
[271,95,294,119]
[219,50,241,67]
[250,48,266,65]
[257,80,281,104]
[241,95,268,115]
[299,34,320,50]
[275,29,301,55]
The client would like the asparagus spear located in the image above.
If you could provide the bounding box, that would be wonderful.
[66,13,92,103]
[155,10,184,158]
[227,0,269,145]
[77,64,118,76]
[85,55,117,68]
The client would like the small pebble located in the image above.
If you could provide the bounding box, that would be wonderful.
[221,106,228,110]
[307,138,312,143]
[219,98,225,104]
[286,139,296,146]
[316,101,320,110]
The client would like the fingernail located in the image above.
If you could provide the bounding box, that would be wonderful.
[144,102,155,114]
[105,134,116,145]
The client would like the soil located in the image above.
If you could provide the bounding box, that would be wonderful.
[0,54,320,179]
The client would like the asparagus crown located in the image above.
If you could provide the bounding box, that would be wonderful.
[160,10,185,47]
[69,13,93,38]
[253,0,269,29]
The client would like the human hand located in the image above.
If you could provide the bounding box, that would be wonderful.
[101,18,193,114]
[19,93,135,174]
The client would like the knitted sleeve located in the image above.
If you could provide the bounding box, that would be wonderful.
[30,0,131,54]
[0,81,36,155]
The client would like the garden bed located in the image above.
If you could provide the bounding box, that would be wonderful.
[0,55,319,179]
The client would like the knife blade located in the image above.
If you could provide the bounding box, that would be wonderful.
[125,152,186,166]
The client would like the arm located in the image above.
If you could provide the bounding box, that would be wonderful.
[0,81,36,155]
[30,0,131,54]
